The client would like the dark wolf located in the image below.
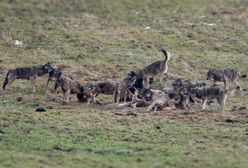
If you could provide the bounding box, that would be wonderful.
[172,78,207,109]
[3,63,53,93]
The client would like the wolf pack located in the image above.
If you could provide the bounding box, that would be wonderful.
[2,48,247,115]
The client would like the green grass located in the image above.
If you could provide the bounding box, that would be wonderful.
[1,0,248,167]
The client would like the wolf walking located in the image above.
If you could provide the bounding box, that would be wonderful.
[3,63,53,93]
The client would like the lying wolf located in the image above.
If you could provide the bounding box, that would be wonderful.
[3,62,53,93]
[118,88,148,108]
[146,92,176,113]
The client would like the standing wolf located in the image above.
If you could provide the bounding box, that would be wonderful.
[3,63,53,93]
[130,48,171,88]
[206,68,246,94]
[48,69,86,103]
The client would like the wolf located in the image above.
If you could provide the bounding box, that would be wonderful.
[206,68,246,94]
[172,78,207,109]
[130,48,171,88]
[141,88,176,112]
[118,88,148,108]
[116,75,136,104]
[88,82,118,104]
[3,63,53,93]
[49,70,85,103]
[190,86,229,114]
[146,92,176,113]
[45,67,61,92]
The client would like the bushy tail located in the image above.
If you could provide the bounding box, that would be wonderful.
[160,48,171,62]
[3,72,9,90]
[77,85,87,102]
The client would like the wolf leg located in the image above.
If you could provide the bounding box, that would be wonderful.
[64,90,70,103]
[218,94,226,115]
[30,78,36,93]
[201,98,208,111]
[234,80,243,96]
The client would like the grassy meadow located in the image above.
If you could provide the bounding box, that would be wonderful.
[0,0,248,167]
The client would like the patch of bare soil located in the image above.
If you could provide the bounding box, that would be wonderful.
[12,90,248,124]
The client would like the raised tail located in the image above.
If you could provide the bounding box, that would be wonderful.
[3,71,10,90]
[160,48,171,62]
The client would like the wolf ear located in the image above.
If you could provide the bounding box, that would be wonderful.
[57,71,62,77]
[45,62,51,66]
[128,71,136,77]
[46,62,55,66]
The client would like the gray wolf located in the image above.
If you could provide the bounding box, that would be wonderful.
[118,77,147,108]
[3,62,53,93]
[49,70,85,103]
[190,86,229,114]
[146,92,176,113]
[46,67,61,92]
[130,48,171,88]
[118,88,148,108]
[88,82,118,104]
[142,88,176,113]
[116,75,135,104]
[206,68,246,94]
[172,78,207,109]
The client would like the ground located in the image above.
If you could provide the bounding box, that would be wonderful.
[0,0,248,168]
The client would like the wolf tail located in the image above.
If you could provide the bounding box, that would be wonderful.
[77,85,86,102]
[3,71,10,90]
[160,48,171,62]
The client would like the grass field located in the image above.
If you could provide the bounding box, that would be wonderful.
[0,0,248,168]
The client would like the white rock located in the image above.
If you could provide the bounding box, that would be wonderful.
[15,40,23,46]
[144,26,151,30]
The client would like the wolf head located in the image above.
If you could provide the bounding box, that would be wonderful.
[206,69,215,80]
[48,67,62,81]
[42,62,53,72]
[142,88,153,101]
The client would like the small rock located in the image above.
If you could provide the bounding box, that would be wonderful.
[144,26,151,30]
[155,125,161,130]
[225,119,239,123]
[36,107,46,112]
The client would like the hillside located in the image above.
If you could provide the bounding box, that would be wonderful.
[0,0,248,168]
